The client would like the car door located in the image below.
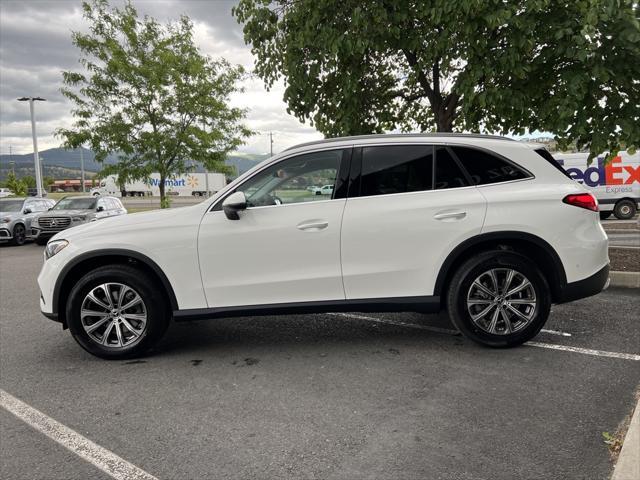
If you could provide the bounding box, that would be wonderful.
[198,148,351,308]
[340,144,487,300]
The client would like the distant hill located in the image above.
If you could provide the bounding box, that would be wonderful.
[0,147,268,181]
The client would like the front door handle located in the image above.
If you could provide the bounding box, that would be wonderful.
[297,221,329,231]
[434,211,467,220]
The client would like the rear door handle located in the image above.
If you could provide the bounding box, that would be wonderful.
[434,211,467,220]
[297,221,329,231]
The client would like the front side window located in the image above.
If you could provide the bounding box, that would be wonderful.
[235,149,345,207]
[360,145,434,197]
[0,199,25,212]
[452,146,530,185]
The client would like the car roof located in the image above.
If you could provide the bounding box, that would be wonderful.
[284,133,517,152]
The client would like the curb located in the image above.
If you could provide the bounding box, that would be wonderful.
[612,398,640,480]
[610,271,640,289]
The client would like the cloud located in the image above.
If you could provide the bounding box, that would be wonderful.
[0,0,320,155]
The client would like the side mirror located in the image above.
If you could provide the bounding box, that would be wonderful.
[222,191,247,220]
[97,206,104,212]
[23,208,32,214]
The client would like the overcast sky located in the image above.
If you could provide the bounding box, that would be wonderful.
[0,0,324,156]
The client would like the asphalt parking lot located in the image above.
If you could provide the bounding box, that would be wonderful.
[1,242,639,480]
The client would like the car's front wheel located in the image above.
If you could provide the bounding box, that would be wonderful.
[446,251,551,348]
[66,265,170,359]
[10,223,26,246]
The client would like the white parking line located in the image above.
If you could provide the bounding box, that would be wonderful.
[328,313,639,361]
[0,389,158,480]
[326,312,459,335]
[540,328,572,337]
[525,342,640,361]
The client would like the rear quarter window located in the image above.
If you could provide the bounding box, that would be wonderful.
[534,148,573,179]
[451,146,530,185]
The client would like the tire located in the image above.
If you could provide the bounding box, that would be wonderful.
[10,223,26,246]
[66,264,171,359]
[446,251,551,348]
[613,199,637,220]
[35,236,48,246]
[599,211,611,220]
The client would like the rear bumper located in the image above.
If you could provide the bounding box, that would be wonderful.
[556,264,610,304]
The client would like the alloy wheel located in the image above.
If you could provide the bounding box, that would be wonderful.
[466,268,537,335]
[80,283,147,348]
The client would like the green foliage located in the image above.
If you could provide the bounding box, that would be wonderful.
[43,176,55,188]
[5,171,28,196]
[58,0,252,207]
[21,176,36,189]
[233,0,639,157]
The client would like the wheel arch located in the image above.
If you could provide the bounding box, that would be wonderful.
[434,231,567,304]
[53,249,178,326]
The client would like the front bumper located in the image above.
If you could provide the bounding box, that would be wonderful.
[0,227,12,240]
[556,264,610,304]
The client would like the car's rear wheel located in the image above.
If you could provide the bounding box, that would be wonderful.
[66,265,170,359]
[446,251,551,348]
[613,199,637,220]
[10,224,26,246]
[599,211,611,220]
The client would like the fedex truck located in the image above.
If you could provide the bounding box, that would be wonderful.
[90,173,227,198]
[554,151,639,220]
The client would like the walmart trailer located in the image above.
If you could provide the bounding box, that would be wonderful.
[90,173,227,197]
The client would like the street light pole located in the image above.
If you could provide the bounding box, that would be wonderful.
[17,96,46,197]
[80,147,86,193]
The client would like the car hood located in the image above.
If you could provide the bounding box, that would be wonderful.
[39,209,93,217]
[51,205,201,242]
[0,211,22,220]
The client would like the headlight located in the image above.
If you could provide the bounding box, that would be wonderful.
[1,217,11,223]
[71,215,87,222]
[45,240,69,259]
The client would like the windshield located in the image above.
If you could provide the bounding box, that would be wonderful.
[0,199,24,212]
[53,197,97,210]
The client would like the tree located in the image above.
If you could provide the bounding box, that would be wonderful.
[233,0,639,158]
[5,171,27,196]
[58,0,252,207]
[22,176,36,189]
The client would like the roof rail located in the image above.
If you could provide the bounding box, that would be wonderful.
[284,133,516,151]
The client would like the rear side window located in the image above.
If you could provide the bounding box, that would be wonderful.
[452,146,530,185]
[360,145,433,196]
[534,148,572,179]
[435,147,470,189]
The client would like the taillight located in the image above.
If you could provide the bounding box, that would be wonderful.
[563,193,598,212]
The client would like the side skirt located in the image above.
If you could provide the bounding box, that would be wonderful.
[173,296,441,322]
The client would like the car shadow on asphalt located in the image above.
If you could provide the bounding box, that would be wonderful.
[153,312,462,358]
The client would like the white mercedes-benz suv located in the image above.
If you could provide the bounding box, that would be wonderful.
[38,134,609,359]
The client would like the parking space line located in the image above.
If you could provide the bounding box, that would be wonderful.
[540,328,572,337]
[326,312,460,335]
[328,313,638,361]
[526,342,640,361]
[0,389,158,480]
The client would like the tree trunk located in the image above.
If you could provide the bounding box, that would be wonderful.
[434,104,454,132]
[159,175,167,208]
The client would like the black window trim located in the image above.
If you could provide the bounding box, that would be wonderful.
[210,146,354,212]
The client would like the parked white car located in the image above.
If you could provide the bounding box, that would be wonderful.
[38,134,609,359]
[0,188,14,198]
